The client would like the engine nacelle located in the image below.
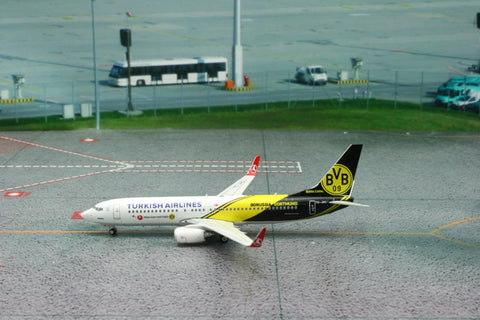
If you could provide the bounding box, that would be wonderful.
[174,227,207,244]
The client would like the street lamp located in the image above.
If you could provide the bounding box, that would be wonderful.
[232,0,244,88]
[91,0,100,130]
[120,28,134,112]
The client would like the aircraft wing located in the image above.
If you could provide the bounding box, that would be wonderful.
[187,218,266,247]
[217,155,260,197]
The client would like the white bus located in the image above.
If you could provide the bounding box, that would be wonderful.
[108,56,228,87]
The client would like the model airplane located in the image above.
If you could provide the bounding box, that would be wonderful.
[81,144,367,247]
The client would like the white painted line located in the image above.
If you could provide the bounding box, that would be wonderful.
[0,135,302,193]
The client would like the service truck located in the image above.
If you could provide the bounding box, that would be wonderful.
[295,65,328,85]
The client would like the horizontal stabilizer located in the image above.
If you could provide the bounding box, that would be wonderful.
[329,200,369,207]
[250,226,267,248]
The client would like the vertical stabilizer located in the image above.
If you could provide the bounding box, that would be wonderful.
[291,145,363,197]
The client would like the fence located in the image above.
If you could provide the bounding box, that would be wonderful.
[0,69,477,122]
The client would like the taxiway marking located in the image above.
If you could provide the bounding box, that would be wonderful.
[0,135,301,194]
[0,135,119,164]
[1,218,478,248]
[0,160,300,174]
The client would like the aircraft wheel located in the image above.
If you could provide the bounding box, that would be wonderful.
[109,227,118,236]
[219,236,229,243]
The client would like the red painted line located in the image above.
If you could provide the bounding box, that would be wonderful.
[0,135,117,163]
[71,211,84,220]
[0,171,111,193]
[0,137,35,154]
[3,191,31,197]
[79,138,100,143]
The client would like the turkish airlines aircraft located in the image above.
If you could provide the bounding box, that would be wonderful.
[81,145,367,247]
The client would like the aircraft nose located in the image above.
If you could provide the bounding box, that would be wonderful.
[81,209,94,220]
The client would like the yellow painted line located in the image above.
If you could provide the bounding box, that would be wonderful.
[430,233,480,249]
[0,230,427,235]
[329,79,369,85]
[0,230,106,234]
[100,17,225,49]
[275,231,429,236]
[431,216,480,234]
[0,230,173,235]
[98,16,333,69]
[1,218,478,247]
[0,98,35,104]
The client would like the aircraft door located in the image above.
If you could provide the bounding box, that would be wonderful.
[309,200,317,215]
[113,205,121,220]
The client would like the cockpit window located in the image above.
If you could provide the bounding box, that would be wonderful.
[94,206,103,211]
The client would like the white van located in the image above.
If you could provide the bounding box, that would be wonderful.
[453,89,480,110]
[295,65,328,85]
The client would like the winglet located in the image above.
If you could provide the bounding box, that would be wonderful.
[217,155,261,197]
[247,155,260,176]
[250,227,267,248]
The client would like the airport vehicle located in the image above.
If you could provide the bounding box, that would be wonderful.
[435,75,480,106]
[453,89,480,111]
[295,65,328,85]
[81,145,367,246]
[108,56,228,87]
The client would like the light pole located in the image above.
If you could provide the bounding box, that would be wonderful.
[120,29,134,112]
[91,0,100,130]
[232,0,244,88]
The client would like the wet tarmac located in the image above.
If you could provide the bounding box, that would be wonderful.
[0,129,479,319]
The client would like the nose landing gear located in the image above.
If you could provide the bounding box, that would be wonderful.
[108,226,118,236]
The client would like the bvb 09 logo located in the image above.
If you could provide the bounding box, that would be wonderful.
[321,164,353,195]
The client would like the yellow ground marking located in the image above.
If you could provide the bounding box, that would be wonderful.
[431,216,480,234]
[1,218,478,247]
[97,16,332,69]
[428,217,480,248]
[0,230,107,234]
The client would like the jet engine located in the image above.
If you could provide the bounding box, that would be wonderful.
[174,226,209,244]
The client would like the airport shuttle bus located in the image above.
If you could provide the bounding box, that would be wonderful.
[108,56,228,87]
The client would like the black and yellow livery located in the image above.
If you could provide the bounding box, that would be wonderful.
[203,144,365,223]
[82,144,366,246]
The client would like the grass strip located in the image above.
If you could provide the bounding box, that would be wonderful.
[0,99,479,131]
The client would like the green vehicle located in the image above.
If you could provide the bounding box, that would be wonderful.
[435,75,480,106]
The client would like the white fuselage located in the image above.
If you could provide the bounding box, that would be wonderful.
[81,196,240,227]
[79,146,364,246]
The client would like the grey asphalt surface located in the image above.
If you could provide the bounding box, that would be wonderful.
[0,129,479,319]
